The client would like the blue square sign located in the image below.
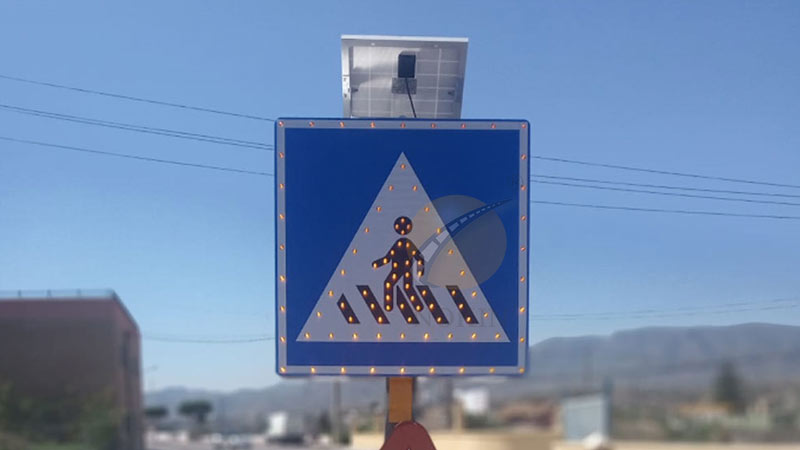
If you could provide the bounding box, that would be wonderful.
[275,118,529,376]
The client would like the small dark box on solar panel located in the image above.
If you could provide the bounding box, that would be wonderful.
[397,53,416,78]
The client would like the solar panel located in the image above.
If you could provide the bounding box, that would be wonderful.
[341,35,469,119]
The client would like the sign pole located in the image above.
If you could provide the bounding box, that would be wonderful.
[384,377,415,441]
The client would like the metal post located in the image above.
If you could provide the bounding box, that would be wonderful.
[384,377,414,442]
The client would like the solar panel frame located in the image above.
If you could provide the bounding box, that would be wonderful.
[341,35,469,119]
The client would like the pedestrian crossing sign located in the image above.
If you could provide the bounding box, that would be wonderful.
[275,118,529,376]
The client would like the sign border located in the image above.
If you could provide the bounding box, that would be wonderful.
[275,118,530,377]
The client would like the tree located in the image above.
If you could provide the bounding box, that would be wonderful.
[714,361,745,414]
[144,406,168,428]
[178,400,213,425]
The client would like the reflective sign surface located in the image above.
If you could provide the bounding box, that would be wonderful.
[275,118,529,376]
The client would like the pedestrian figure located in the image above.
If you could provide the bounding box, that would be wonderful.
[372,216,424,312]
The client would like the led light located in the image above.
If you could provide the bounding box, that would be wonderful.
[521,122,527,129]
[436,227,442,234]
[329,332,334,339]
[400,122,406,128]
[339,121,345,128]
[279,275,286,282]
[278,152,284,158]
[279,244,285,251]
[421,289,427,296]
[423,333,430,340]
[373,262,378,269]
[429,367,436,374]
[405,272,410,278]
[401,163,406,169]
[460,123,466,129]
[339,302,345,310]
[400,333,406,339]
[436,317,442,323]
[447,333,453,340]
[429,304,435,310]
[279,183,285,190]
[370,367,376,374]
[370,121,376,128]
[521,246,526,252]
[280,306,286,313]
[352,248,358,255]
[458,303,464,310]
[385,295,391,301]
[417,271,423,277]
[386,305,392,311]
[466,317,471,323]
[521,185,526,191]
[471,291,477,298]
[519,367,526,374]
[495,333,501,340]
[340,367,347,374]
[459,270,465,277]
[471,333,477,340]
[378,317,383,323]
[316,311,322,318]
[376,206,382,212]
[370,304,376,310]
[520,337,526,343]
[489,367,496,374]
[362,289,368,296]
[405,261,411,267]
[384,257,389,263]
[490,123,497,129]
[352,332,358,340]
[279,213,285,221]
[340,269,346,276]
[521,154,527,160]
[459,367,465,374]
[376,332,382,339]
[483,312,489,318]
[412,185,418,191]
[450,289,456,296]
[424,206,430,212]
[390,250,395,256]
[521,215,527,221]
[278,121,284,127]
[388,185,394,191]
[348,316,354,323]
[400,367,406,374]
[431,123,437,128]
[308,121,315,127]
[280,366,286,373]
[406,317,412,323]
[393,262,398,268]
[520,276,526,282]
[410,293,415,300]
[304,332,310,339]
[311,367,316,374]
[519,307,526,313]
[448,249,454,255]
[365,227,370,233]
[280,336,286,343]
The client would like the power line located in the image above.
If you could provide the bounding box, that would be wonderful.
[532,179,800,207]
[532,174,800,199]
[531,199,800,220]
[0,103,272,151]
[0,136,273,177]
[533,155,800,190]
[143,334,273,344]
[0,73,274,122]
[534,297,800,321]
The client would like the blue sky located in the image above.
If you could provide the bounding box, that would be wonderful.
[0,1,798,391]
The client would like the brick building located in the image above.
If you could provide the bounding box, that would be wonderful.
[0,290,143,450]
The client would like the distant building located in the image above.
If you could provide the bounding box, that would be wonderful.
[0,290,143,450]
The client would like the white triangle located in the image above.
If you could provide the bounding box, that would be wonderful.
[298,153,509,344]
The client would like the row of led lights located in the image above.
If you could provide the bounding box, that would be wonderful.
[278,121,527,130]
[281,331,527,343]
[280,366,525,375]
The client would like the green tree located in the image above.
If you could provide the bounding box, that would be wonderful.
[144,406,168,421]
[178,400,212,425]
[714,361,746,414]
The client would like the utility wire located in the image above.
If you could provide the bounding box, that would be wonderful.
[533,155,800,190]
[531,199,800,220]
[532,179,800,207]
[0,103,272,151]
[532,174,800,199]
[0,73,274,122]
[0,136,272,177]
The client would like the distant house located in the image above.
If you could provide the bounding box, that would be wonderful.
[0,290,143,450]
